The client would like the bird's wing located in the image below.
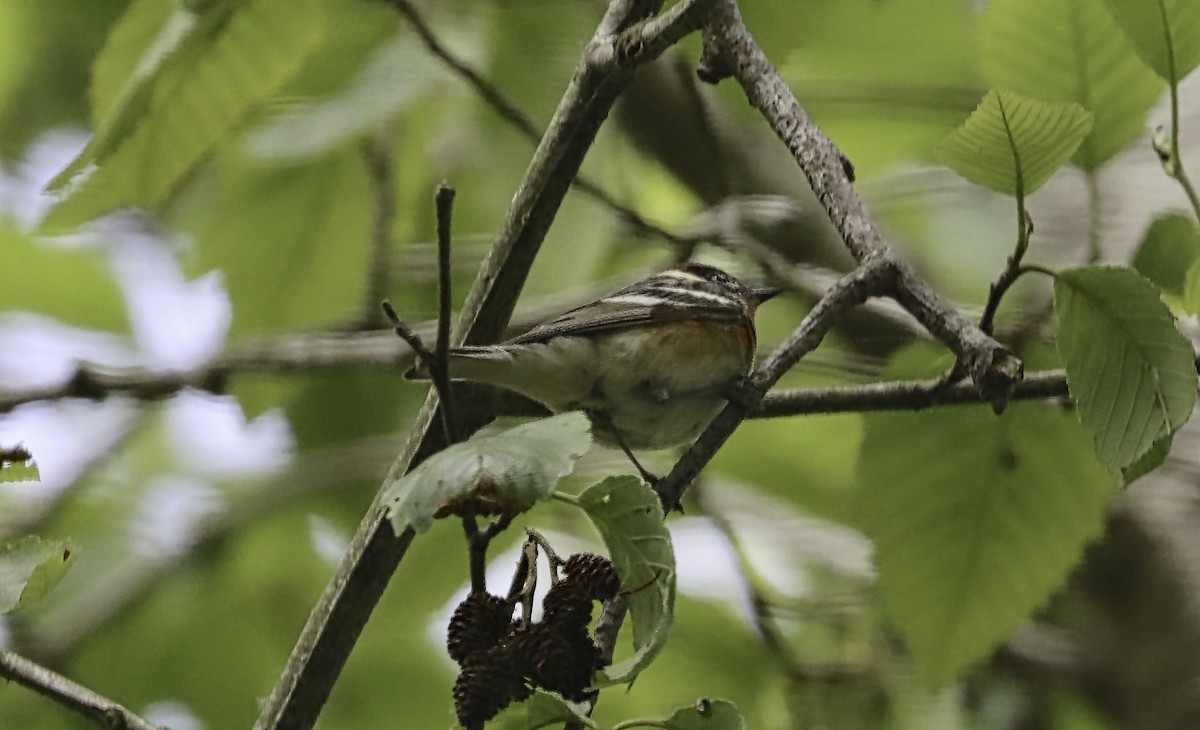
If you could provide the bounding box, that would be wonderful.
[508,297,740,344]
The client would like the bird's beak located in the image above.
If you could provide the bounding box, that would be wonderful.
[751,286,781,304]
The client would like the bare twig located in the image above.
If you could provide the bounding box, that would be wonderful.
[0,650,163,730]
[434,184,458,442]
[756,367,1070,417]
[360,131,397,329]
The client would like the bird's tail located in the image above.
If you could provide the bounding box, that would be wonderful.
[403,346,519,384]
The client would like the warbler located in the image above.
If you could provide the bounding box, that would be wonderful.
[407,262,779,458]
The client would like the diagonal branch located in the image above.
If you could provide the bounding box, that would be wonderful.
[0,650,162,730]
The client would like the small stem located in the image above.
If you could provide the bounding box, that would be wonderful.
[611,721,670,730]
[1084,171,1103,262]
[434,184,459,442]
[551,491,581,505]
[1017,263,1058,279]
[463,517,486,594]
[524,528,564,575]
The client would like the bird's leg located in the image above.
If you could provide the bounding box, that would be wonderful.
[585,408,661,485]
[615,436,661,486]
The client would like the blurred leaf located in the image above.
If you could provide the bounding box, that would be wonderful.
[1134,211,1200,296]
[0,536,77,614]
[776,0,981,174]
[936,89,1093,196]
[39,0,325,233]
[74,0,209,181]
[578,476,675,685]
[979,0,1164,170]
[384,412,592,535]
[1182,248,1200,314]
[1055,266,1197,471]
[246,37,443,161]
[1120,433,1172,486]
[658,698,748,729]
[859,398,1113,683]
[0,446,38,483]
[1103,0,1200,82]
[491,689,595,729]
[188,148,372,337]
[0,227,129,333]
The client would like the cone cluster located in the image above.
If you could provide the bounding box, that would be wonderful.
[448,553,621,729]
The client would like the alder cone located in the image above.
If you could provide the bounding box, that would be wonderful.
[562,552,621,601]
[452,646,532,730]
[446,592,513,665]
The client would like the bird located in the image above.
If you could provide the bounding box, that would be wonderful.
[407,262,779,477]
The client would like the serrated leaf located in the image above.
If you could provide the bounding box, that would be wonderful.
[384,412,592,535]
[0,536,77,614]
[1103,0,1200,83]
[577,475,675,685]
[490,689,595,729]
[1054,266,1197,471]
[1134,212,1200,296]
[859,399,1113,682]
[1121,433,1172,486]
[979,0,1164,171]
[660,699,747,729]
[937,89,1093,196]
[39,0,324,233]
[245,37,442,161]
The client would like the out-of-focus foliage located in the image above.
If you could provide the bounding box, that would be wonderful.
[2,0,1200,729]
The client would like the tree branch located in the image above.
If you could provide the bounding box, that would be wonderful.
[0,650,162,730]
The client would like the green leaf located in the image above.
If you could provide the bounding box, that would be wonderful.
[658,699,748,729]
[245,37,442,161]
[1103,0,1200,83]
[936,89,1094,196]
[383,412,592,535]
[0,536,77,614]
[490,689,595,729]
[577,475,676,685]
[1182,250,1200,315]
[39,0,325,233]
[1054,266,1197,471]
[1134,212,1200,296]
[0,227,129,333]
[979,0,1164,171]
[859,400,1113,682]
[1120,433,1172,486]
